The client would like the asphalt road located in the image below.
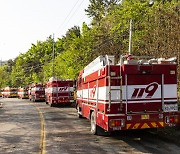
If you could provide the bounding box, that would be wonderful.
[0,98,40,153]
[1,98,180,154]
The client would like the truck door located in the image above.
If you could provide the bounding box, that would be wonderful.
[126,74,163,113]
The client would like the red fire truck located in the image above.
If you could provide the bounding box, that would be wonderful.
[18,87,29,99]
[2,87,18,98]
[45,77,74,107]
[76,55,180,135]
[29,83,45,102]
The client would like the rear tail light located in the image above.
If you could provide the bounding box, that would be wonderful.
[174,117,179,123]
[109,119,125,128]
[59,98,69,103]
[166,116,179,124]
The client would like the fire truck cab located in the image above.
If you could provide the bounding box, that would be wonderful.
[45,77,74,107]
[76,55,179,135]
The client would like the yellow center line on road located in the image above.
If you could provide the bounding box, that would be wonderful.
[35,105,46,154]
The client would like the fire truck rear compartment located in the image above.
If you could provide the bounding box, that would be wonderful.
[127,74,162,113]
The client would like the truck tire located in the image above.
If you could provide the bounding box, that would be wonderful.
[77,106,83,118]
[45,97,48,104]
[50,102,54,107]
[91,111,98,135]
[33,96,36,102]
[90,111,110,136]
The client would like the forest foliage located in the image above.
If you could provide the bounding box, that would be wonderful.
[0,0,179,89]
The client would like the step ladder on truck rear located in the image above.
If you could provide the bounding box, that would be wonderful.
[76,54,180,135]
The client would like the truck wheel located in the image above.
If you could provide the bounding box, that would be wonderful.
[91,111,110,136]
[77,106,83,118]
[91,111,97,135]
[78,114,82,118]
[50,102,54,107]
[45,98,48,104]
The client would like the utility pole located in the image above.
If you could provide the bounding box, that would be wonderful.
[128,19,132,55]
[52,33,55,77]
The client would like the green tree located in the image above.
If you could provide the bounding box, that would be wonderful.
[86,0,118,25]
[0,0,179,87]
[0,66,9,88]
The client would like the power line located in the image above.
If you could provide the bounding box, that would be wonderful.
[76,14,87,26]
[55,0,84,35]
[55,0,85,36]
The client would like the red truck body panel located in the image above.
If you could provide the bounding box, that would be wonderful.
[45,77,74,106]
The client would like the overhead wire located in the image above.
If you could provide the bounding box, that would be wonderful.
[18,63,45,74]
[54,0,85,36]
[76,14,87,27]
[55,0,81,33]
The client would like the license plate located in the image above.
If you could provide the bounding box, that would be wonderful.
[141,114,149,120]
[164,104,178,112]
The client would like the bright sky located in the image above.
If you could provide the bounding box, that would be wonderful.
[0,0,90,61]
